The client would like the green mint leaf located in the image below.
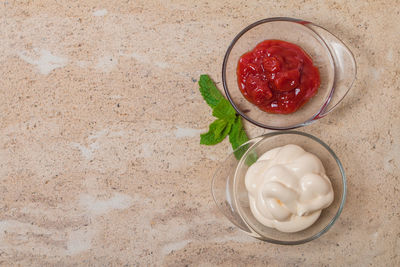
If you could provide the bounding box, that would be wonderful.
[245,151,258,166]
[229,116,258,162]
[212,98,236,122]
[200,118,232,145]
[199,74,224,109]
[229,116,249,150]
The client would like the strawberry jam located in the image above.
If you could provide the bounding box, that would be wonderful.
[237,40,320,114]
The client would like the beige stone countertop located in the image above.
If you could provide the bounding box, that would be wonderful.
[0,0,399,266]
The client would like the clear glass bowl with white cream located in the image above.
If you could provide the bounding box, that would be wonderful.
[211,131,346,245]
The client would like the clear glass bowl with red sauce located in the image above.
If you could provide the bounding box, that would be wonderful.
[222,17,356,130]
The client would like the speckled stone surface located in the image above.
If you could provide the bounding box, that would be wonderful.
[0,0,399,266]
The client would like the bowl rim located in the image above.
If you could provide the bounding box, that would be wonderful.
[222,17,335,130]
[233,131,347,245]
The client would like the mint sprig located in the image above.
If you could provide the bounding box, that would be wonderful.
[199,74,251,159]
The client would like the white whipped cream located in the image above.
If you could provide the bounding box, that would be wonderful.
[245,144,334,233]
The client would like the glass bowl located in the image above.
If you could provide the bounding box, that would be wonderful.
[211,131,346,245]
[222,17,356,130]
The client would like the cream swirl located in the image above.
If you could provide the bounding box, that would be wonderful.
[245,144,334,233]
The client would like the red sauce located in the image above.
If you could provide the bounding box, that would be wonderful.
[237,40,320,114]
